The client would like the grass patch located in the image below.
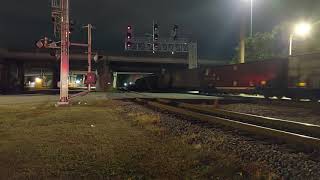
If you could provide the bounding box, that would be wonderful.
[0,98,276,179]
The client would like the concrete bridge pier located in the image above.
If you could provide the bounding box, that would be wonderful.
[96,59,112,91]
[0,62,8,93]
[17,62,25,92]
[0,61,25,94]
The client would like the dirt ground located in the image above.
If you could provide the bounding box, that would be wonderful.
[0,94,273,179]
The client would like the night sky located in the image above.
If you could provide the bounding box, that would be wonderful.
[0,0,319,60]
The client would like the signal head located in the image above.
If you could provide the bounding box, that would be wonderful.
[126,42,132,48]
[127,32,132,39]
[154,34,159,41]
[154,24,159,30]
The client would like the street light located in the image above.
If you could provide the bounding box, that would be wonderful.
[239,0,253,64]
[242,0,253,37]
[289,22,312,56]
[294,22,312,37]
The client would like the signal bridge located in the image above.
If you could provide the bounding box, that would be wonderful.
[125,37,191,53]
[125,24,198,69]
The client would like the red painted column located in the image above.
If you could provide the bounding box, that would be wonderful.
[58,0,70,105]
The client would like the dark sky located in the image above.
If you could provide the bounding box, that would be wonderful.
[1,0,319,59]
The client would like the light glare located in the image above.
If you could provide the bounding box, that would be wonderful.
[35,77,42,83]
[294,22,312,37]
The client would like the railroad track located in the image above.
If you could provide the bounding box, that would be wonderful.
[133,98,320,150]
[199,93,320,109]
[127,90,320,109]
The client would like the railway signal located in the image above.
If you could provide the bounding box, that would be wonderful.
[127,26,132,39]
[84,24,95,92]
[153,22,159,52]
[37,0,97,105]
[69,19,75,33]
[125,25,133,50]
[123,22,197,69]
[36,37,59,49]
[93,53,104,62]
[36,38,46,49]
[172,24,178,40]
[153,23,159,41]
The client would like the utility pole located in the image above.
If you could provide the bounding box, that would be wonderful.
[239,3,246,64]
[85,24,93,91]
[239,21,246,64]
[289,34,293,56]
[58,0,70,105]
[250,0,253,37]
[188,43,198,69]
[38,0,97,105]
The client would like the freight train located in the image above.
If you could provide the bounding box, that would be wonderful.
[130,54,320,101]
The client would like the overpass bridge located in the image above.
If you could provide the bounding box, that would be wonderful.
[0,49,225,66]
[0,49,226,93]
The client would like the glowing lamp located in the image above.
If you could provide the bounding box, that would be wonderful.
[35,77,42,83]
[294,22,312,37]
[297,82,307,87]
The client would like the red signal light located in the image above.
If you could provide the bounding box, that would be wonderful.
[127,32,132,39]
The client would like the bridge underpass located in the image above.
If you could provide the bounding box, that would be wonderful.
[112,72,154,89]
[0,49,225,93]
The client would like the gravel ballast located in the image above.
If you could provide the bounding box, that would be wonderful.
[120,101,320,179]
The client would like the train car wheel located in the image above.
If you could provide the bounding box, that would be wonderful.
[291,97,300,102]
[310,97,319,102]
[277,96,284,100]
[263,92,272,99]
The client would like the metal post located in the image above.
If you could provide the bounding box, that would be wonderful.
[87,24,92,91]
[58,0,70,105]
[188,43,198,69]
[113,72,118,89]
[239,11,246,64]
[152,20,155,53]
[250,0,253,37]
[289,34,293,56]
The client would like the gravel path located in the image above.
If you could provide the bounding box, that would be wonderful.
[220,103,320,126]
[120,101,320,179]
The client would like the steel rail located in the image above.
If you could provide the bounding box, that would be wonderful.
[135,98,320,150]
[196,93,320,110]
[128,92,320,138]
[156,99,320,139]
